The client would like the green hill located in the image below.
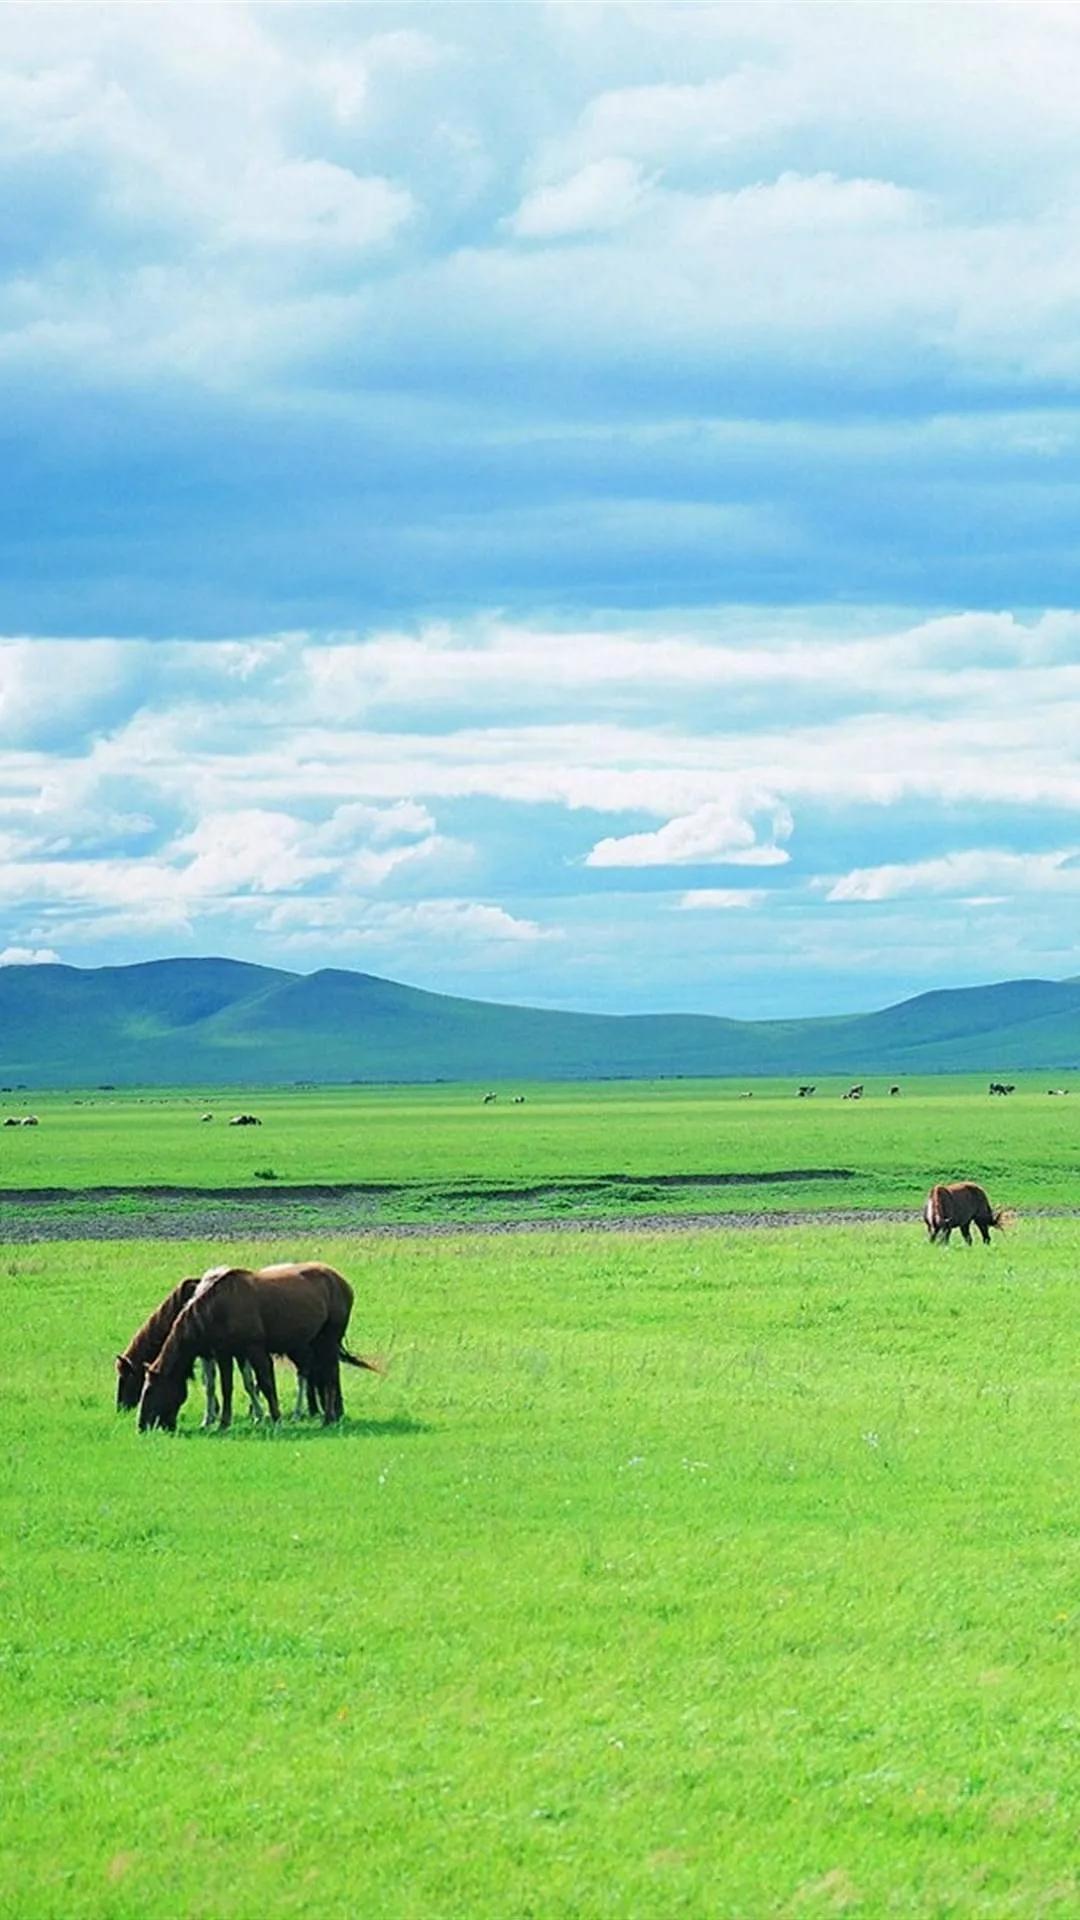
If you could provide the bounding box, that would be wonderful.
[2,959,1080,1086]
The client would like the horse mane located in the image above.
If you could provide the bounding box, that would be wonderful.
[121,1276,201,1370]
[150,1268,251,1381]
[193,1266,252,1304]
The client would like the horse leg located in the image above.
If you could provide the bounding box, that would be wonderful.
[322,1358,343,1425]
[308,1327,343,1423]
[249,1348,280,1422]
[200,1356,219,1429]
[292,1366,309,1420]
[240,1359,265,1420]
[217,1354,234,1431]
[978,1219,991,1244]
[959,1222,972,1244]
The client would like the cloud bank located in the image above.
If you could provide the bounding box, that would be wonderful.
[5,6,1080,1011]
[2,610,1080,1013]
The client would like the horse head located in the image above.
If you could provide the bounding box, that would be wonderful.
[138,1360,187,1432]
[115,1352,144,1411]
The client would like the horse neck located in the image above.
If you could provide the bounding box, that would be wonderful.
[154,1300,205,1384]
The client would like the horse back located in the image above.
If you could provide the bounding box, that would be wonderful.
[197,1264,349,1351]
[945,1181,993,1223]
[255,1262,353,1331]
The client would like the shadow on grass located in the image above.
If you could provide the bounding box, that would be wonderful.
[175,1411,432,1441]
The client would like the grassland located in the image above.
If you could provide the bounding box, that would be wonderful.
[2,1076,1079,1236]
[1,1221,1077,1918]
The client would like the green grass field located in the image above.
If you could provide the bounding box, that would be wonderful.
[2,1077,1078,1231]
[2,1216,1077,1918]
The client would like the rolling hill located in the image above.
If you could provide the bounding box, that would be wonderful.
[2,958,1080,1086]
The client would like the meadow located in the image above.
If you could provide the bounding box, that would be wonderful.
[1,1080,1077,1916]
[1,1222,1077,1918]
[1,1076,1078,1232]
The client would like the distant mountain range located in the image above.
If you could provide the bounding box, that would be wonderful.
[3,958,1080,1086]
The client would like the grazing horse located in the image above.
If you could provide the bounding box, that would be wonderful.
[924,1182,1006,1245]
[138,1262,382,1432]
[116,1277,280,1425]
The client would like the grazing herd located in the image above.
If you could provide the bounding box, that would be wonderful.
[117,1261,382,1433]
[45,1077,1033,1435]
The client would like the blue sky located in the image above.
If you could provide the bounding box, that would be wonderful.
[3,2,1080,1016]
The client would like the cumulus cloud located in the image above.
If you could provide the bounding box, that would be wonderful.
[506,158,650,238]
[217,159,414,254]
[0,945,59,966]
[586,799,793,869]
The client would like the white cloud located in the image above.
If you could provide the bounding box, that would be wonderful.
[371,900,554,944]
[679,889,763,911]
[826,850,1080,903]
[256,896,553,952]
[172,810,332,898]
[0,945,59,966]
[507,158,650,239]
[562,70,805,170]
[585,798,793,869]
[218,160,414,254]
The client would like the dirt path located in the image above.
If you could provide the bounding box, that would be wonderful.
[3,1201,1078,1244]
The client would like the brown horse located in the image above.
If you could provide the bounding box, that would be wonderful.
[924,1182,1006,1245]
[116,1276,281,1425]
[138,1262,381,1431]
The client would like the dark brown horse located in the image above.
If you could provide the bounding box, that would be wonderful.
[138,1262,381,1431]
[924,1182,1006,1245]
[116,1276,275,1424]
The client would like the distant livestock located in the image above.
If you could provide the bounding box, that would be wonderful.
[797,1085,816,1098]
[924,1182,1006,1245]
[988,1082,1015,1096]
[511,1095,526,1105]
[890,1086,901,1096]
[200,1112,214,1122]
[482,1092,497,1105]
[5,1113,39,1126]
[229,1113,261,1126]
[1048,1088,1070,1096]
[843,1085,864,1100]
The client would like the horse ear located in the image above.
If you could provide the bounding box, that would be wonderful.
[116,1354,132,1372]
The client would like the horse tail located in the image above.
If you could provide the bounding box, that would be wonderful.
[339,1345,386,1375]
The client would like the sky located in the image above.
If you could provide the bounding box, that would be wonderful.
[3,2,1080,1018]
